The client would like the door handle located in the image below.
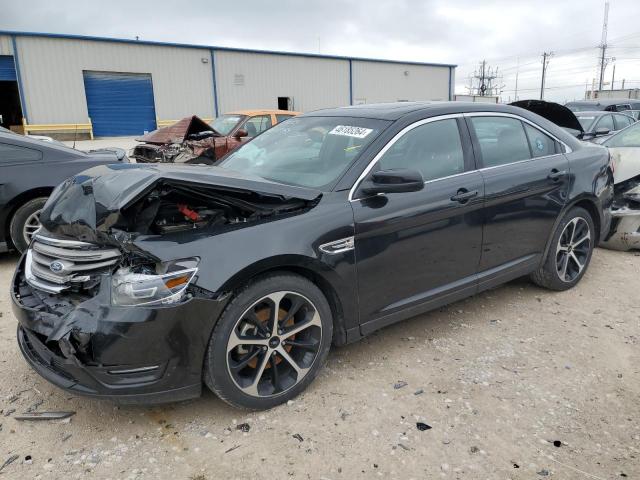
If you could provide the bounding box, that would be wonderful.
[450,189,479,203]
[547,169,568,181]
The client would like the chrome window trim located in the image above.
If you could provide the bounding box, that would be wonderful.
[463,111,573,154]
[348,113,464,202]
[348,111,574,202]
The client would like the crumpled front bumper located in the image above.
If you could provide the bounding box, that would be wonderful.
[601,207,640,251]
[11,255,229,404]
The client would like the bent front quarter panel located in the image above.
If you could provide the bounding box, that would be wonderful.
[131,192,359,341]
[565,144,613,242]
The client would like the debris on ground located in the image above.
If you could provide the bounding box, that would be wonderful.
[414,389,424,395]
[470,446,480,453]
[224,445,241,454]
[14,411,76,421]
[236,423,250,433]
[394,381,408,389]
[416,422,432,431]
[0,454,19,473]
[537,469,550,476]
[292,433,304,442]
[552,440,562,447]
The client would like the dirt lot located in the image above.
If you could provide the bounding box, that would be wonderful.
[0,248,638,480]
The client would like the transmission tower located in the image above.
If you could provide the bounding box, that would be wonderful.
[467,60,503,97]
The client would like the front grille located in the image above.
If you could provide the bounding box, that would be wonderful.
[25,233,121,294]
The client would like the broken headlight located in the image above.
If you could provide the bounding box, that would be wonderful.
[111,258,199,307]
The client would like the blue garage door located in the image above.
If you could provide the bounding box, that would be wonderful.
[0,56,17,80]
[83,71,157,137]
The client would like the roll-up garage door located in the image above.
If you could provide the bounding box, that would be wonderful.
[0,56,17,80]
[83,71,157,137]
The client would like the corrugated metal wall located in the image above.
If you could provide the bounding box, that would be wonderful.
[214,51,350,113]
[352,61,450,104]
[7,33,455,131]
[0,35,13,55]
[14,36,215,125]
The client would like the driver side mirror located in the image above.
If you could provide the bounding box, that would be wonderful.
[234,128,248,139]
[361,169,424,196]
[595,127,611,136]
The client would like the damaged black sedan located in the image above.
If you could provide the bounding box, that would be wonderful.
[11,102,613,409]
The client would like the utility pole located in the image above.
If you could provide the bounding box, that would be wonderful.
[611,63,616,90]
[622,78,625,89]
[514,57,520,101]
[540,52,552,100]
[598,1,610,90]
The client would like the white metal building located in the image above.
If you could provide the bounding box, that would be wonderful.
[0,31,456,138]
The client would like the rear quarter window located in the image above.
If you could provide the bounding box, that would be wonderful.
[0,142,43,163]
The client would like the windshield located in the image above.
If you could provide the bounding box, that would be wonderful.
[603,122,640,148]
[220,116,390,189]
[210,115,245,136]
[577,115,597,130]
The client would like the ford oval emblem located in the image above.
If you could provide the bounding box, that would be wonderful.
[49,261,65,274]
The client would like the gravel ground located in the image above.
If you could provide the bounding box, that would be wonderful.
[0,248,638,480]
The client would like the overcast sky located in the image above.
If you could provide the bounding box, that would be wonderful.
[2,0,639,103]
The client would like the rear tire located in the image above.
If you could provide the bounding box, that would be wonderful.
[9,197,47,253]
[531,206,595,291]
[203,273,333,410]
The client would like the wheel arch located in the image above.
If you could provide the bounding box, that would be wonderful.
[217,255,352,346]
[3,187,54,246]
[541,194,601,265]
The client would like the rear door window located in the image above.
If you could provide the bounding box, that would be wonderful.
[614,114,634,130]
[0,142,42,163]
[596,114,614,132]
[469,117,531,168]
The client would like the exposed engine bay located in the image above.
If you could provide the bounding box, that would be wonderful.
[24,164,321,304]
[122,180,315,236]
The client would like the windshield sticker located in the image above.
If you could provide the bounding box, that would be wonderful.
[329,125,373,138]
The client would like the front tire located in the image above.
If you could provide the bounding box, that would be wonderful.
[203,273,333,410]
[9,197,47,253]
[531,206,595,291]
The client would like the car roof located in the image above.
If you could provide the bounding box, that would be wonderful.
[0,129,85,156]
[302,101,532,120]
[566,99,640,107]
[226,109,301,116]
[573,111,609,116]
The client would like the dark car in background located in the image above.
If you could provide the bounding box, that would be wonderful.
[11,102,612,410]
[511,100,635,142]
[565,99,640,112]
[575,110,636,143]
[0,130,128,252]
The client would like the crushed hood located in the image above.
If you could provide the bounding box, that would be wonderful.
[510,100,584,133]
[39,163,322,244]
[136,116,220,144]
